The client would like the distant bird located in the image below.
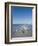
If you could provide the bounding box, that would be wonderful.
[22,30,24,34]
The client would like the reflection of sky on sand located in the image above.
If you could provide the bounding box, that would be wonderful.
[11,24,32,38]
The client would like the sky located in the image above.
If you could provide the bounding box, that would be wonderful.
[11,6,32,24]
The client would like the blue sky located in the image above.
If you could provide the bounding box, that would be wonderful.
[11,6,32,24]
